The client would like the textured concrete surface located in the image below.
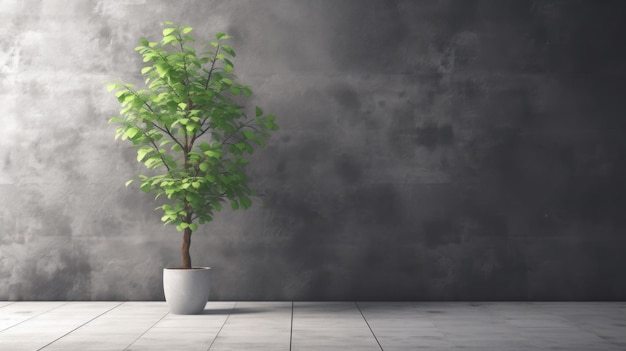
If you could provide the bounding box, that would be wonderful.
[2,0,626,300]
[0,301,625,350]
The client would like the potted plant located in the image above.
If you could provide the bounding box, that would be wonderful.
[107,22,279,314]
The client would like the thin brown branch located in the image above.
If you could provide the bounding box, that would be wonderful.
[220,119,255,146]
[204,44,220,91]
[137,128,171,172]
[124,86,185,151]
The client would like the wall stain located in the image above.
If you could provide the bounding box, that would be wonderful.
[422,218,460,248]
[415,122,454,150]
[333,154,362,184]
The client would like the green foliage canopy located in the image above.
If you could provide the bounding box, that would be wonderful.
[108,23,279,233]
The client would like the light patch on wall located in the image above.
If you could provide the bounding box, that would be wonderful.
[0,172,11,185]
[0,95,18,185]
[95,0,149,19]
[0,31,19,185]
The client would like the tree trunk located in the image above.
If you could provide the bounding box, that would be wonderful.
[182,227,192,269]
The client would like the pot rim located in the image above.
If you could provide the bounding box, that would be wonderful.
[164,266,211,270]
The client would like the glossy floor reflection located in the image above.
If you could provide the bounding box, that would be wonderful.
[0,301,624,350]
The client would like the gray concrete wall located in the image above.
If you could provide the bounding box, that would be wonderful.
[1,0,626,301]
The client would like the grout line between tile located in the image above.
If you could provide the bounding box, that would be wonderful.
[206,301,237,351]
[532,306,626,348]
[123,308,170,351]
[37,302,124,351]
[0,301,17,310]
[355,302,384,351]
[0,301,70,333]
[289,301,294,351]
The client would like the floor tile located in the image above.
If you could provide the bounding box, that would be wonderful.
[0,302,120,350]
[128,301,234,351]
[292,302,381,351]
[40,302,167,351]
[0,302,67,331]
[0,301,624,350]
[0,301,15,309]
[208,301,291,351]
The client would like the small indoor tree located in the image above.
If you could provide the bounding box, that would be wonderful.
[108,23,279,270]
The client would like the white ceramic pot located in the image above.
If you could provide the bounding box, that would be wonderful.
[163,267,211,314]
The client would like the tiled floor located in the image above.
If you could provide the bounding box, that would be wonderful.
[0,301,624,350]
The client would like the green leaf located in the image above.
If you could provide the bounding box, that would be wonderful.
[123,93,135,103]
[221,45,236,57]
[235,158,249,166]
[106,83,120,92]
[240,196,252,209]
[230,200,239,210]
[183,27,193,34]
[141,66,153,74]
[199,163,209,172]
[204,150,220,159]
[189,223,198,231]
[155,63,169,77]
[242,86,252,97]
[255,106,263,117]
[115,127,125,139]
[137,147,152,162]
[211,201,221,212]
[243,143,254,154]
[140,182,151,193]
[126,127,139,139]
[162,27,176,36]
[163,35,178,45]
[198,142,211,152]
[216,32,228,40]
[125,179,134,187]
